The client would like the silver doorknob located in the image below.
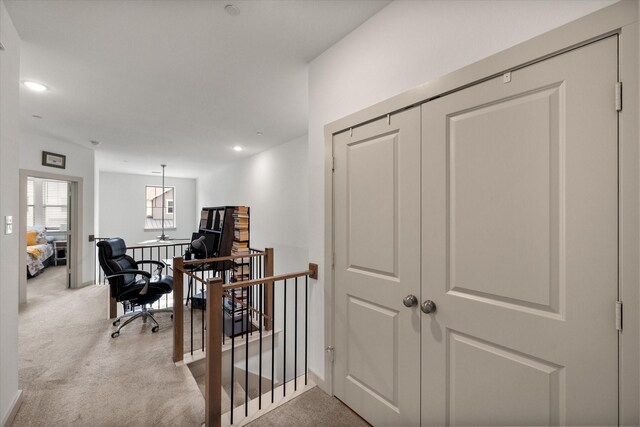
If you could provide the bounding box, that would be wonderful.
[421,300,436,314]
[403,295,418,307]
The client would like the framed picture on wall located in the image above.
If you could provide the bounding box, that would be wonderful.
[42,151,66,169]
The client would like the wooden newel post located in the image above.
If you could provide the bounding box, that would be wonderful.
[206,277,223,427]
[173,256,184,363]
[264,247,274,331]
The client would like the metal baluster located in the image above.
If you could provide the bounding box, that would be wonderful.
[201,266,205,352]
[245,285,249,417]
[222,272,225,346]
[283,279,287,397]
[231,288,235,424]
[271,282,275,403]
[294,277,298,391]
[190,270,194,356]
[259,282,263,410]
[305,275,308,385]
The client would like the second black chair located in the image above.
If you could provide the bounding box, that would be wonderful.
[97,238,173,338]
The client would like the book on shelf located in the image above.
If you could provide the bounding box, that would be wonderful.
[230,206,250,279]
[232,241,249,250]
[234,264,250,275]
[234,229,250,241]
[234,206,249,215]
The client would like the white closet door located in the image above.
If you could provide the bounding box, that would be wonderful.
[421,36,618,426]
[333,107,421,426]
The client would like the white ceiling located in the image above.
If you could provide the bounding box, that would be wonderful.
[5,0,389,178]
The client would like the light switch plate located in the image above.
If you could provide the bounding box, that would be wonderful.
[5,215,13,234]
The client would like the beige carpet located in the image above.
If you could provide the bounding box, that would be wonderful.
[245,387,370,427]
[15,266,367,427]
[15,266,204,426]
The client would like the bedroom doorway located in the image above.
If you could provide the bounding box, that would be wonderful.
[19,169,82,304]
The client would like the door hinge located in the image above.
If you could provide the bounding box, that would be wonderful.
[326,346,335,363]
[331,156,335,172]
[616,301,623,331]
[615,82,622,111]
[332,252,335,269]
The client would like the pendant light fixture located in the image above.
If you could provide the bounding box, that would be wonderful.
[158,164,169,241]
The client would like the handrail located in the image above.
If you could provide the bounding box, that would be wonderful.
[182,250,266,267]
[202,262,317,427]
[214,263,318,290]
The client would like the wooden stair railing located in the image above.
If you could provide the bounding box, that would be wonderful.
[204,263,318,427]
[172,246,318,427]
[172,248,272,363]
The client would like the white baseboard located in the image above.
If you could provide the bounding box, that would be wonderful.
[1,389,23,427]
[308,369,329,394]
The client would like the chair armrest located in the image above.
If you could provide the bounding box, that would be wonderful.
[135,260,165,268]
[106,269,152,295]
[106,269,152,280]
[135,260,166,274]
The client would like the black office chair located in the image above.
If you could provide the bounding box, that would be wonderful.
[97,238,173,338]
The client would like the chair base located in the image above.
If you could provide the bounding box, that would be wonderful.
[111,306,173,338]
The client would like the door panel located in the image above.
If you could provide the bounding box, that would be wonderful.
[448,84,562,311]
[422,36,618,426]
[334,107,421,426]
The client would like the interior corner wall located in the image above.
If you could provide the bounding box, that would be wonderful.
[196,135,309,276]
[19,132,96,286]
[0,0,21,423]
[307,0,618,382]
[98,171,196,245]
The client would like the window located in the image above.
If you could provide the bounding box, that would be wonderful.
[27,178,68,229]
[144,186,175,230]
[43,180,68,229]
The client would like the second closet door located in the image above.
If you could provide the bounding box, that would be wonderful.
[421,36,618,426]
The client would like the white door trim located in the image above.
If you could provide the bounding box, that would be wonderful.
[323,1,638,424]
[19,169,84,303]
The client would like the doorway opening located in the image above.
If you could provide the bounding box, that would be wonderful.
[19,169,83,304]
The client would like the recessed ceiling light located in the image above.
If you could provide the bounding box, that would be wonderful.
[90,140,101,146]
[233,145,243,152]
[256,132,263,136]
[23,81,48,92]
[32,115,43,119]
[225,4,240,16]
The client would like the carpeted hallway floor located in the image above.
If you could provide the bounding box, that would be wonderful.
[14,265,369,427]
[15,266,204,426]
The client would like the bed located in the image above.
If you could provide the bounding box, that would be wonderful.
[26,225,54,277]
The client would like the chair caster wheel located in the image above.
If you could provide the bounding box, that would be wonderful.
[152,326,159,333]
[113,319,120,326]
[170,314,174,320]
[111,331,120,338]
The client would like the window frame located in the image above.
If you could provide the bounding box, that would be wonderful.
[144,185,176,231]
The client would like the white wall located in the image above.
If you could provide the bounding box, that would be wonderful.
[0,1,21,423]
[196,135,308,276]
[20,132,96,286]
[99,171,196,244]
[307,0,617,382]
[197,134,309,383]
